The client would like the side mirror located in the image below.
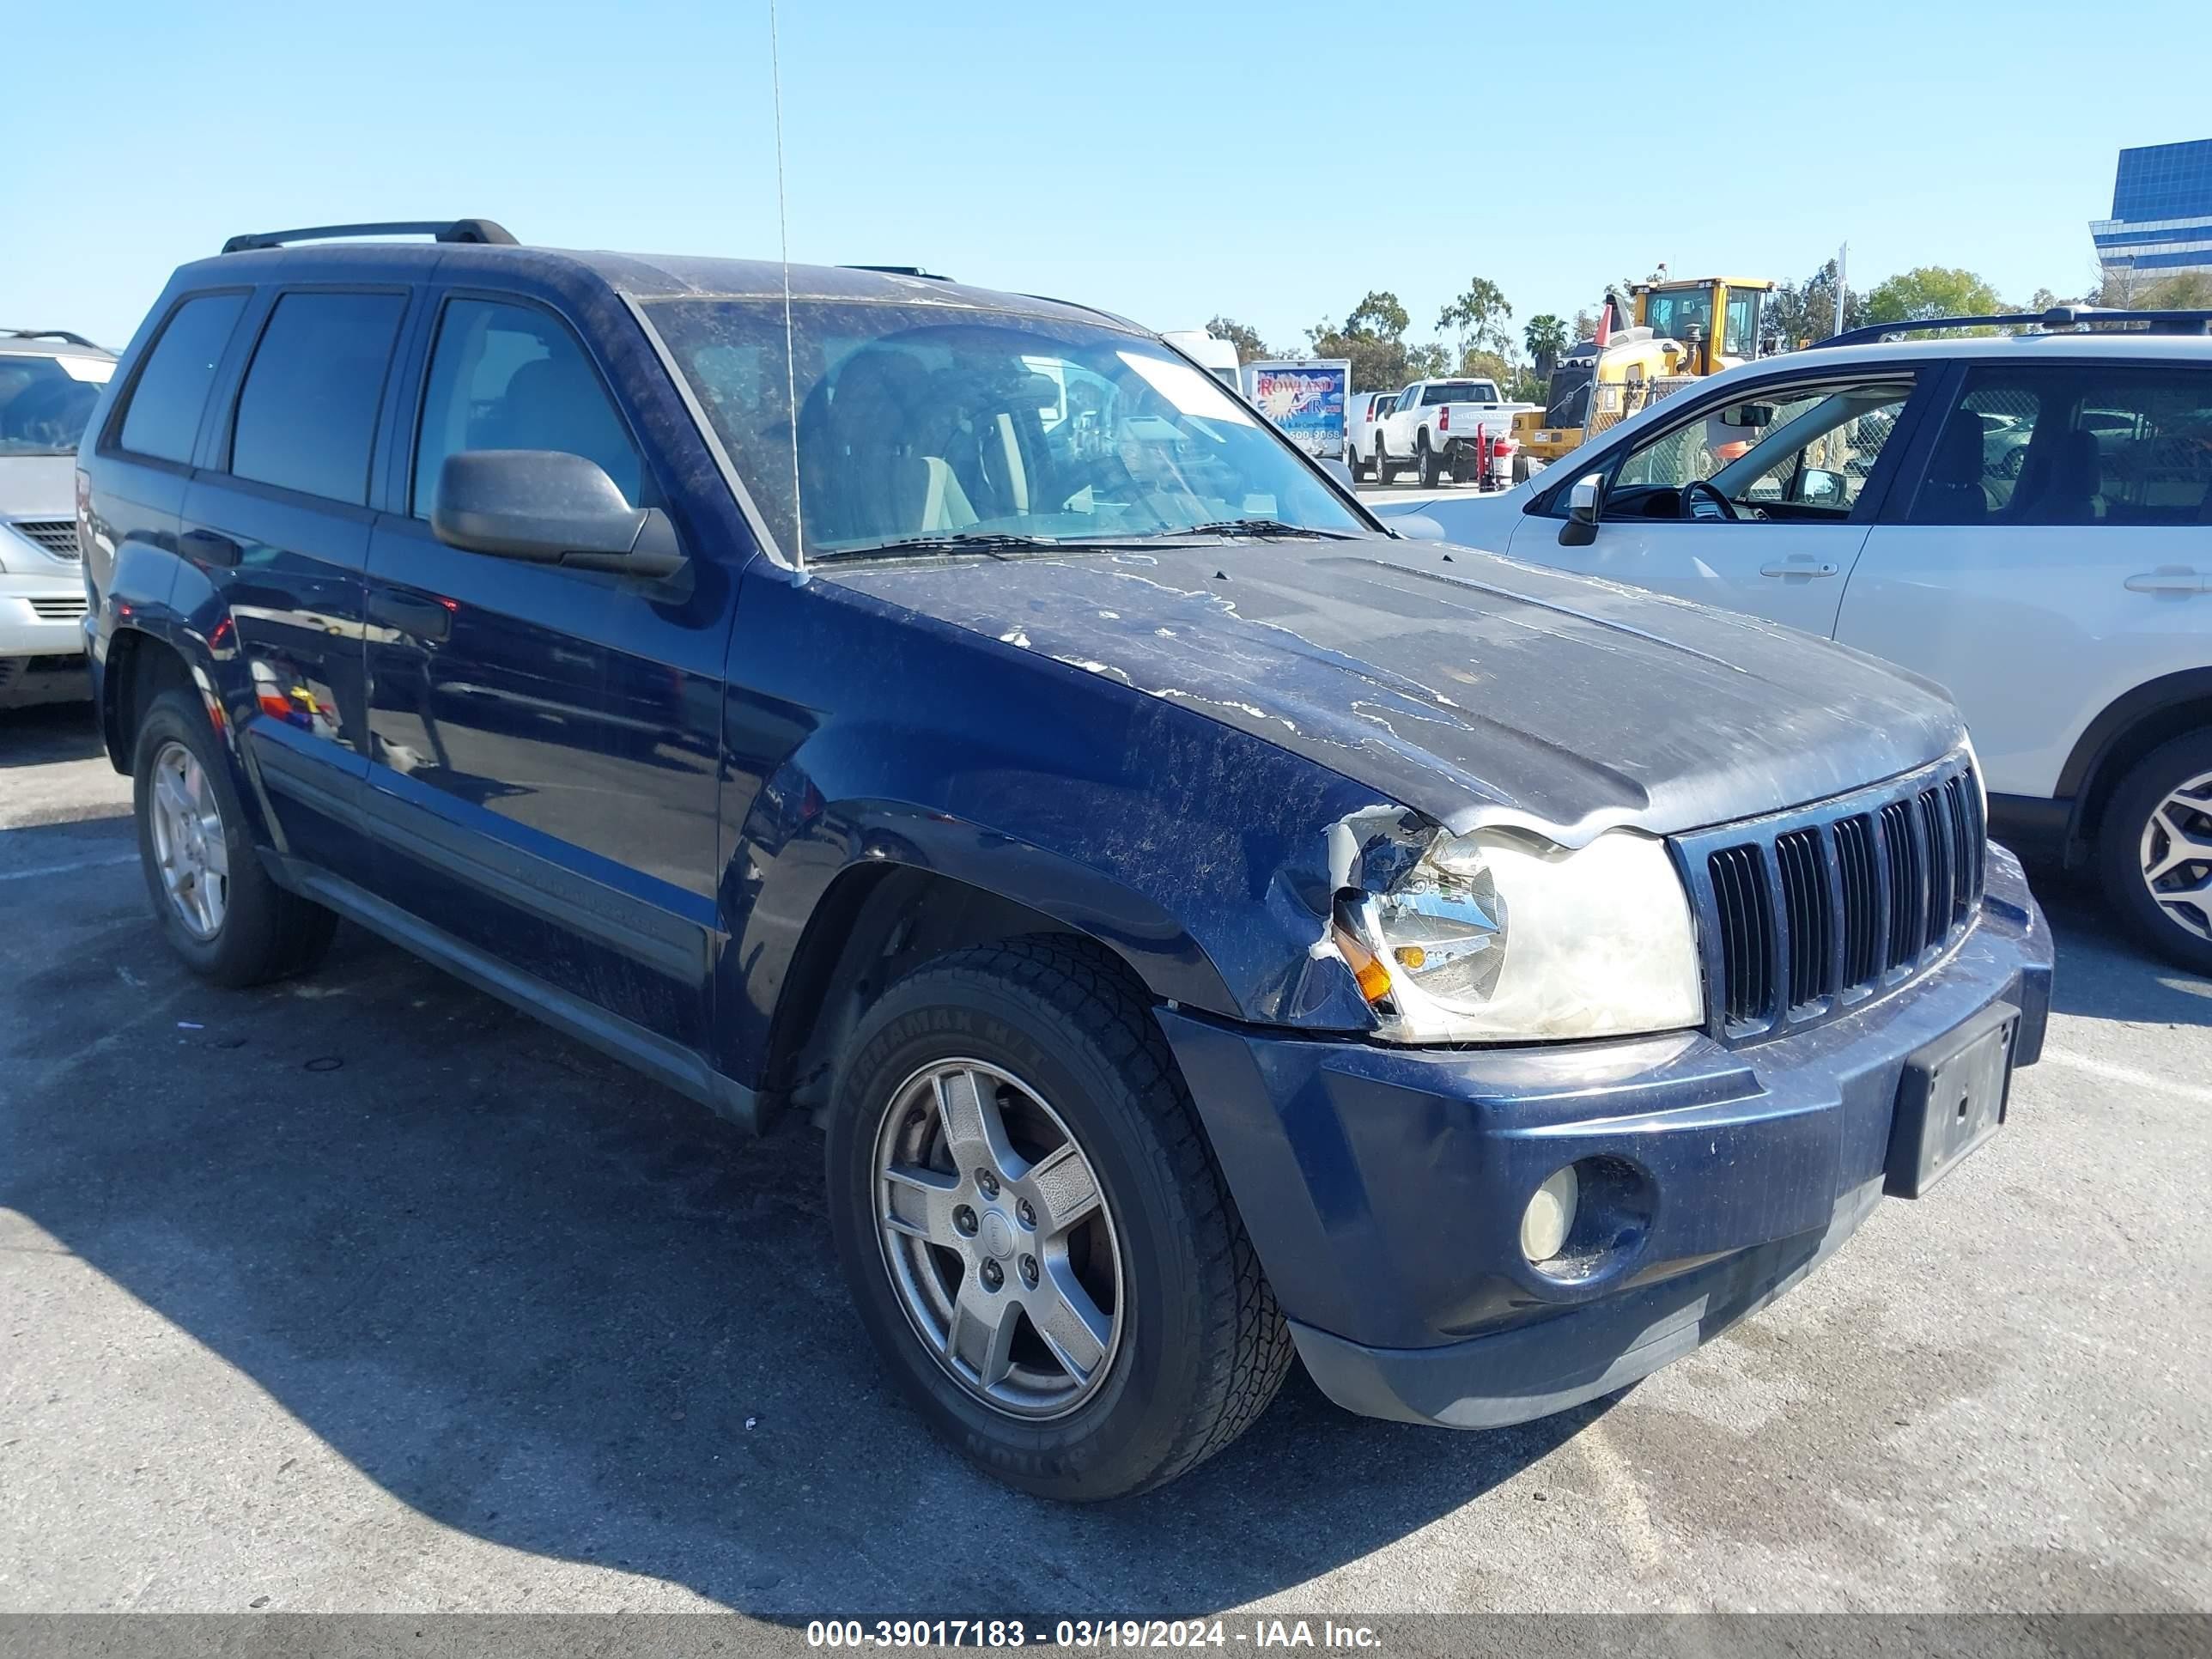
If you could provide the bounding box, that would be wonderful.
[1392,513,1447,543]
[1320,456,1356,491]
[1558,471,1603,546]
[1796,468,1847,506]
[432,450,685,580]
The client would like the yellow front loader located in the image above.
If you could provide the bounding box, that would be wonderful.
[1510,276,1774,480]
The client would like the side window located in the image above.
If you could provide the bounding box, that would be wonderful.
[412,298,644,517]
[1613,380,1911,518]
[1911,368,2212,527]
[228,292,407,505]
[116,293,248,465]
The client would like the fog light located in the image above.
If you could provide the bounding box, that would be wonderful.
[1520,1165,1580,1263]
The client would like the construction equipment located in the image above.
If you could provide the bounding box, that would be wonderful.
[1510,275,1774,479]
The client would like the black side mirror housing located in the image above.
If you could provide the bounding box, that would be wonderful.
[432,450,686,580]
[1558,471,1603,546]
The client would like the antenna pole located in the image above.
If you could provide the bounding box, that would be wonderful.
[769,0,805,570]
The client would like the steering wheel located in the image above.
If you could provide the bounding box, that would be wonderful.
[1680,479,1741,522]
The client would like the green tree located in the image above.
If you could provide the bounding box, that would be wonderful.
[1308,290,1419,393]
[1522,313,1569,378]
[1766,260,1863,348]
[2138,271,2212,308]
[1437,276,1513,361]
[1858,266,2005,327]
[1203,316,1275,364]
[1454,348,1515,386]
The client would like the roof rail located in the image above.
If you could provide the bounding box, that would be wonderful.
[1829,305,2212,347]
[840,264,953,281]
[220,219,518,255]
[3,328,106,349]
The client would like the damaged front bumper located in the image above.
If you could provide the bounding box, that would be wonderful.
[1157,845,2052,1430]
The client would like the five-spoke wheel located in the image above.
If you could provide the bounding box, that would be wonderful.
[147,739,230,939]
[873,1060,1122,1418]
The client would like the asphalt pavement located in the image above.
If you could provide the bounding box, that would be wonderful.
[2,702,2206,1616]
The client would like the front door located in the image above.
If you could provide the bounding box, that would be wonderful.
[1840,359,2212,800]
[362,293,735,1053]
[1520,373,1926,636]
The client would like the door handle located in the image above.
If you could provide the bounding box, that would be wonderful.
[179,527,241,568]
[1758,558,1840,579]
[367,591,453,643]
[2125,568,2209,594]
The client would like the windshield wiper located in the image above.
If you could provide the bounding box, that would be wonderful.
[1127,519,1363,543]
[812,532,1064,561]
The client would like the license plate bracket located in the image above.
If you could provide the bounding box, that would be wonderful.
[1885,1002,2019,1199]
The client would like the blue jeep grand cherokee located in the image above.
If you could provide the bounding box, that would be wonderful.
[76,221,2051,1500]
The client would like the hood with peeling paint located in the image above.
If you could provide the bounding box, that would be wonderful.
[817,538,1965,840]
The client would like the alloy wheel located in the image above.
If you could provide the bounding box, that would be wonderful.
[2140,769,2212,943]
[872,1059,1125,1419]
[149,740,228,940]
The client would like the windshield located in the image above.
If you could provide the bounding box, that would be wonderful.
[0,351,111,456]
[647,299,1367,558]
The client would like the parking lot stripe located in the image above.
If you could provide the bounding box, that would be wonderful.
[0,851,137,882]
[2039,1044,2212,1106]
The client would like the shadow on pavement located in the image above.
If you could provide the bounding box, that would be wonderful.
[3,899,1595,1616]
[0,701,106,768]
[2023,858,2212,1029]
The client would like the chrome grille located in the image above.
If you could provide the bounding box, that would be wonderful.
[8,520,79,559]
[1674,754,1987,1042]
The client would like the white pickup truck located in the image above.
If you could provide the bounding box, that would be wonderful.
[1374,378,1537,486]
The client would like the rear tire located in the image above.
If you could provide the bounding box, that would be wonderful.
[132,686,336,987]
[2097,730,2212,975]
[825,939,1292,1501]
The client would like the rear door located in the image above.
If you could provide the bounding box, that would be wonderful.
[1513,370,1930,636]
[1838,358,2212,800]
[360,290,733,1055]
[181,286,411,886]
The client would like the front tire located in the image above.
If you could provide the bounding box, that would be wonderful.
[1373,437,1398,485]
[132,686,336,987]
[826,939,1292,1500]
[2098,731,2212,974]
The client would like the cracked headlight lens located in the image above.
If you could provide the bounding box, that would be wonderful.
[1347,828,1703,1042]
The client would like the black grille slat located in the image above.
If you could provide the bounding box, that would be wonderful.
[1687,758,1987,1043]
[1775,828,1830,1010]
[1880,799,1923,970]
[1835,814,1880,989]
[1706,844,1773,1028]
[1919,788,1952,952]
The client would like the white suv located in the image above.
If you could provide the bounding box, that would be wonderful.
[1,331,110,708]
[1370,313,2212,971]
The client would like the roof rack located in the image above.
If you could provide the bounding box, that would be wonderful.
[840,264,953,281]
[3,328,106,350]
[1829,305,2212,348]
[220,218,518,255]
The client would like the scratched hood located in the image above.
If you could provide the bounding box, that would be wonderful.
[820,538,1965,839]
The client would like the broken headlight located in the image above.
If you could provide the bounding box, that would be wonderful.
[1340,828,1704,1042]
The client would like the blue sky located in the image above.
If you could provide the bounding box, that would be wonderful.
[7,0,2203,356]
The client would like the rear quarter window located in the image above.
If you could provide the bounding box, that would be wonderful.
[116,293,249,465]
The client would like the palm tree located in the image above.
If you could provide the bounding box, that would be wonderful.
[1523,313,1569,380]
